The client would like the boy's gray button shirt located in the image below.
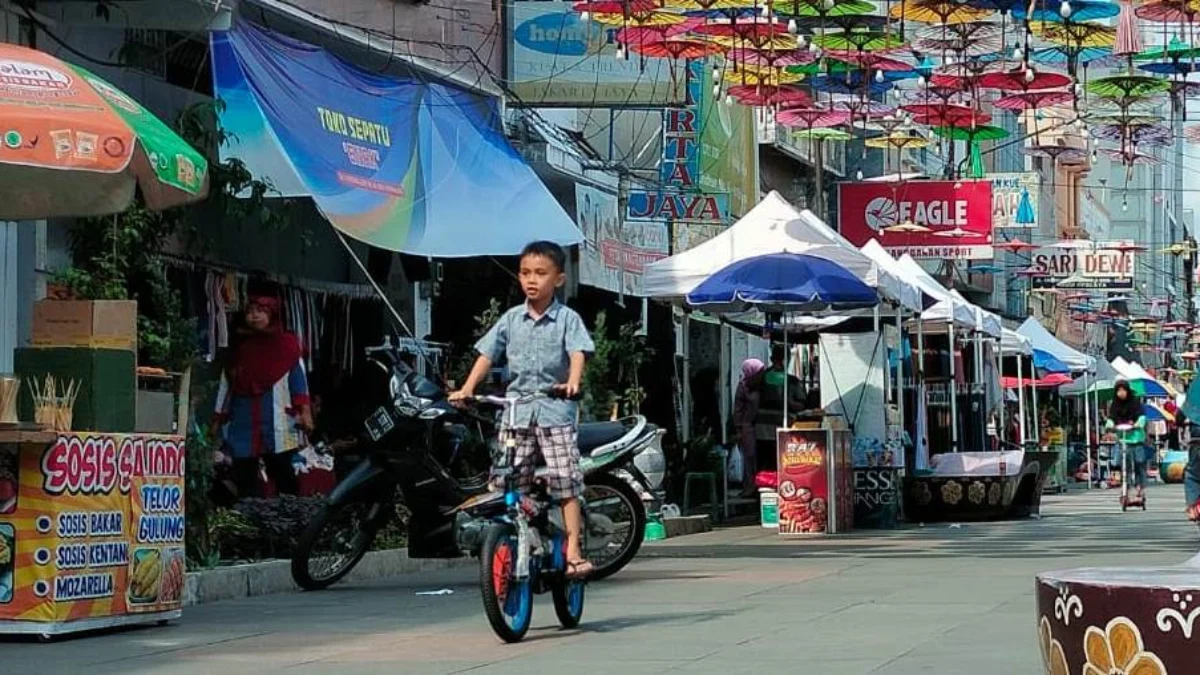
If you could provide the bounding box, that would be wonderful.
[475,300,595,427]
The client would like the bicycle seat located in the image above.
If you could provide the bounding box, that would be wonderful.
[577,421,629,453]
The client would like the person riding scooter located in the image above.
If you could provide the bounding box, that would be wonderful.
[1106,378,1149,502]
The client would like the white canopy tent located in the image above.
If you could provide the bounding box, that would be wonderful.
[642,191,922,312]
[1015,317,1094,372]
[1001,328,1032,355]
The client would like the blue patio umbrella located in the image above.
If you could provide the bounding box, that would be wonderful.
[686,252,879,312]
[1031,46,1113,67]
[1015,188,1036,225]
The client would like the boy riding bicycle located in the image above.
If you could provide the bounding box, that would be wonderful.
[449,241,596,579]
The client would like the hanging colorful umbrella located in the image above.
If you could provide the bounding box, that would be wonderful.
[1086,74,1173,104]
[722,66,805,86]
[664,0,758,10]
[775,0,879,17]
[916,22,1004,56]
[808,73,895,95]
[890,0,994,24]
[791,127,855,141]
[1030,45,1115,69]
[1113,0,1143,56]
[574,0,664,16]
[980,68,1073,91]
[775,106,852,128]
[1031,21,1117,48]
[1023,145,1088,163]
[589,10,689,26]
[811,29,908,53]
[884,221,933,233]
[1133,37,1200,62]
[1091,123,1173,146]
[727,48,817,68]
[1139,61,1199,76]
[1099,148,1161,164]
[1134,0,1200,23]
[630,38,727,59]
[0,44,208,219]
[728,84,814,106]
[824,51,916,71]
[694,17,796,48]
[904,103,991,127]
[865,131,931,149]
[614,18,705,45]
[831,98,898,117]
[933,125,1008,177]
[994,89,1076,110]
[1014,0,1120,22]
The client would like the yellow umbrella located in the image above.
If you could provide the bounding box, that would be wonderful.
[589,10,688,26]
[722,66,805,86]
[865,132,930,149]
[889,0,992,24]
[664,0,757,8]
[1030,21,1117,49]
[709,33,801,51]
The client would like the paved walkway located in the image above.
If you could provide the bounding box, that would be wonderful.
[7,484,1199,675]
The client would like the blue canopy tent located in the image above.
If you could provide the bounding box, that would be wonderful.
[1033,349,1071,374]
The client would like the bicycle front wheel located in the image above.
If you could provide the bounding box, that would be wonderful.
[480,523,533,643]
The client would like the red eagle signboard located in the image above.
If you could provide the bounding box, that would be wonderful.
[838,180,994,260]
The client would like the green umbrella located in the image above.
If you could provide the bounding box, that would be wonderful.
[790,128,854,140]
[1133,37,1200,62]
[932,125,1009,177]
[776,0,877,17]
[812,29,907,53]
[1086,74,1172,101]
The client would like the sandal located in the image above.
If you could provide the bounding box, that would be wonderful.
[565,559,594,579]
[1187,502,1200,522]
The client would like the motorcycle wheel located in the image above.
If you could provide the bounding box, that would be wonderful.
[291,501,382,591]
[583,473,647,581]
[480,523,533,643]
[551,576,585,629]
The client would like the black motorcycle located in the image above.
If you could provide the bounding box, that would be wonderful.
[290,338,664,590]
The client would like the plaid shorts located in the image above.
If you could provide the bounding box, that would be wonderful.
[493,425,584,501]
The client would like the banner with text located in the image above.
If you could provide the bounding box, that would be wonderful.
[212,21,578,257]
[838,180,994,260]
[990,173,1039,229]
[1029,244,1135,290]
[507,1,684,107]
[577,184,669,297]
[0,433,185,625]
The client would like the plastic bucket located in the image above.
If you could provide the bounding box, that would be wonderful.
[760,490,779,528]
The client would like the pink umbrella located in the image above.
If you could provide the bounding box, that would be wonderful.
[615,18,704,46]
[1113,0,1143,57]
[776,106,852,128]
[728,84,814,107]
[994,90,1076,110]
[726,48,817,68]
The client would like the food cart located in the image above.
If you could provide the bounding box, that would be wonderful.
[0,428,185,636]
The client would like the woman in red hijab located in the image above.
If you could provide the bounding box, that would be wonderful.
[212,296,312,498]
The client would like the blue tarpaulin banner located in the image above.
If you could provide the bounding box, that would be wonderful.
[211,22,579,257]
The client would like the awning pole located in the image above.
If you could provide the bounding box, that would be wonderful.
[896,306,905,448]
[1083,370,1092,489]
[1031,368,1041,448]
[1017,355,1028,445]
[949,323,959,453]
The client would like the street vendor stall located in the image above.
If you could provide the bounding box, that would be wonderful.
[0,429,186,635]
[0,43,205,636]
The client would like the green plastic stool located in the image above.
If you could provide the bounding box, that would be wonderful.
[683,472,719,521]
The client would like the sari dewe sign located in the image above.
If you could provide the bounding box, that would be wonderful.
[1029,243,1135,290]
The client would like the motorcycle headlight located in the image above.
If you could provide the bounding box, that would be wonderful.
[633,431,667,490]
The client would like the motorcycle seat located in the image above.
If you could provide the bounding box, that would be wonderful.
[577,421,630,453]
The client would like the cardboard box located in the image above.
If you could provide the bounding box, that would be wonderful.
[32,300,137,351]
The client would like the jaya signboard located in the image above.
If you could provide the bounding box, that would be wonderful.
[0,433,185,626]
[838,180,994,260]
[1029,244,1135,290]
[507,1,684,107]
[628,60,730,226]
[577,184,669,297]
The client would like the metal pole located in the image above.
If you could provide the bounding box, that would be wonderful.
[1017,354,1027,445]
[917,317,926,468]
[949,324,959,452]
[1032,369,1041,448]
[1083,370,1092,489]
[897,307,905,444]
[974,331,984,451]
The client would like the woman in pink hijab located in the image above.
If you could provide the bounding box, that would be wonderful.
[734,358,766,496]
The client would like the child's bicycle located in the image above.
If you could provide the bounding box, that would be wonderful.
[464,390,587,643]
[1115,423,1146,511]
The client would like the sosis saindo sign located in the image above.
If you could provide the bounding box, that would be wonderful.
[0,433,185,626]
[838,180,994,260]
